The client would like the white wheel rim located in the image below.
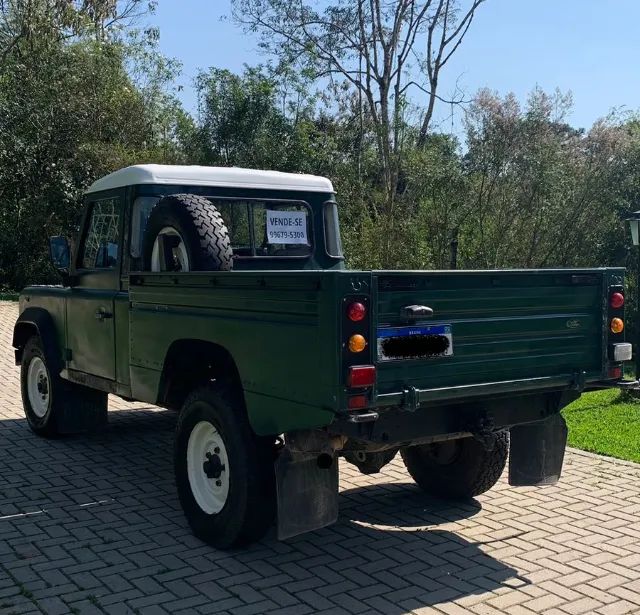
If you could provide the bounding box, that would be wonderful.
[27,357,50,418]
[187,421,230,514]
[151,226,190,272]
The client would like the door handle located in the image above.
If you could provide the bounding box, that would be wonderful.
[400,304,434,321]
[95,307,113,321]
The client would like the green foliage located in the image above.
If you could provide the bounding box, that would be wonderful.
[0,2,180,288]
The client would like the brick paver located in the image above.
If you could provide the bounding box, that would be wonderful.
[1,301,640,615]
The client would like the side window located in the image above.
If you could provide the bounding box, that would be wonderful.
[81,198,120,270]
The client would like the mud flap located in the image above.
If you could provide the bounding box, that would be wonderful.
[508,413,568,486]
[56,383,108,434]
[275,448,339,540]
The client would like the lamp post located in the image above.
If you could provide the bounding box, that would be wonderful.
[625,211,640,380]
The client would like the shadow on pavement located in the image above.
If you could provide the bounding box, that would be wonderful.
[0,408,524,614]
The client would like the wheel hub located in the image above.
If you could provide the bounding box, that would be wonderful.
[37,374,48,396]
[187,421,230,514]
[203,451,225,479]
[27,356,50,419]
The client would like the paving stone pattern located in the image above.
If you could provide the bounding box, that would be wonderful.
[1,302,640,615]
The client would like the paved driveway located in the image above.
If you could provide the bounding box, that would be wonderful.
[1,302,640,615]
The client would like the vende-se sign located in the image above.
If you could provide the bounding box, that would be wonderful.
[266,210,308,244]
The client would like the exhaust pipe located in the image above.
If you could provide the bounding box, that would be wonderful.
[317,452,333,469]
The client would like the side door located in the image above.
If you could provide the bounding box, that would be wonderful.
[66,193,123,381]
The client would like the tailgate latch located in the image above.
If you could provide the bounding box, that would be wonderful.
[400,304,434,321]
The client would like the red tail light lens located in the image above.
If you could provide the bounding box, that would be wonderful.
[348,394,368,409]
[348,365,376,388]
[608,366,623,379]
[610,292,625,309]
[348,302,367,322]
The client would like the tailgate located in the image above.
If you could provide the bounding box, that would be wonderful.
[374,269,617,402]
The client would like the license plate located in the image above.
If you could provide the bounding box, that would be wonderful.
[377,324,453,361]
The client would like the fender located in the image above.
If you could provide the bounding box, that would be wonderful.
[12,307,64,374]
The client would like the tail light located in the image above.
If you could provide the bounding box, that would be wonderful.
[607,283,628,375]
[348,365,376,388]
[347,301,367,322]
[610,292,624,309]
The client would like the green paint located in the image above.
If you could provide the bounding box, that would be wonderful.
[13,176,630,438]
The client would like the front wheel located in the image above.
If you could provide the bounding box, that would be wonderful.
[174,387,276,549]
[20,335,107,437]
[401,432,509,499]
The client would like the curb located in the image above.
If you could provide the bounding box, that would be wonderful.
[567,446,640,468]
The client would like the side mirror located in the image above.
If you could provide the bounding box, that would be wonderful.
[49,236,71,275]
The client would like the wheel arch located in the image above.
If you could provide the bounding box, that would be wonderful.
[157,339,245,412]
[13,307,63,373]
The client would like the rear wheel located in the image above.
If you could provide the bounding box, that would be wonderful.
[401,432,509,499]
[174,387,276,549]
[21,335,107,437]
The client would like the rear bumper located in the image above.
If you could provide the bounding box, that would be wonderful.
[331,387,579,446]
[588,379,639,391]
[375,374,586,412]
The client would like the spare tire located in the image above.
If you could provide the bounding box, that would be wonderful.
[143,193,233,272]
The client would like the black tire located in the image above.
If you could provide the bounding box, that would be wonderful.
[401,432,509,499]
[20,335,108,437]
[174,387,276,549]
[142,193,233,272]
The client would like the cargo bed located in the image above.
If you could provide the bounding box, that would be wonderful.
[371,268,623,408]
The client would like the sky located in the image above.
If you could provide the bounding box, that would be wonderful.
[151,0,640,133]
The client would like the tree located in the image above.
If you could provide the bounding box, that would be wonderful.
[0,1,182,289]
[459,88,630,270]
[231,0,485,232]
[0,0,154,62]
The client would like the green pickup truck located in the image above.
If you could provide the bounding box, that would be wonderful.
[13,164,633,548]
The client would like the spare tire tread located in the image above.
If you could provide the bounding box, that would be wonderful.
[143,193,232,271]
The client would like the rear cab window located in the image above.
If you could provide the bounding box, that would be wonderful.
[130,195,313,264]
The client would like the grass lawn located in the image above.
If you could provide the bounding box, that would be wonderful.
[563,388,640,463]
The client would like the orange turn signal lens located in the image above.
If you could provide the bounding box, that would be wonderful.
[611,317,624,334]
[348,334,367,352]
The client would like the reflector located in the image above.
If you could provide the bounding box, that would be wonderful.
[348,365,376,387]
[608,366,623,379]
[347,394,368,409]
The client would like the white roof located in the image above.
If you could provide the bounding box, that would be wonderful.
[86,164,334,194]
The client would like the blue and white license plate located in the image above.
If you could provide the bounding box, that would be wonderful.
[377,324,453,361]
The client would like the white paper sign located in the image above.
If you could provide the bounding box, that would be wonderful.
[266,210,308,244]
